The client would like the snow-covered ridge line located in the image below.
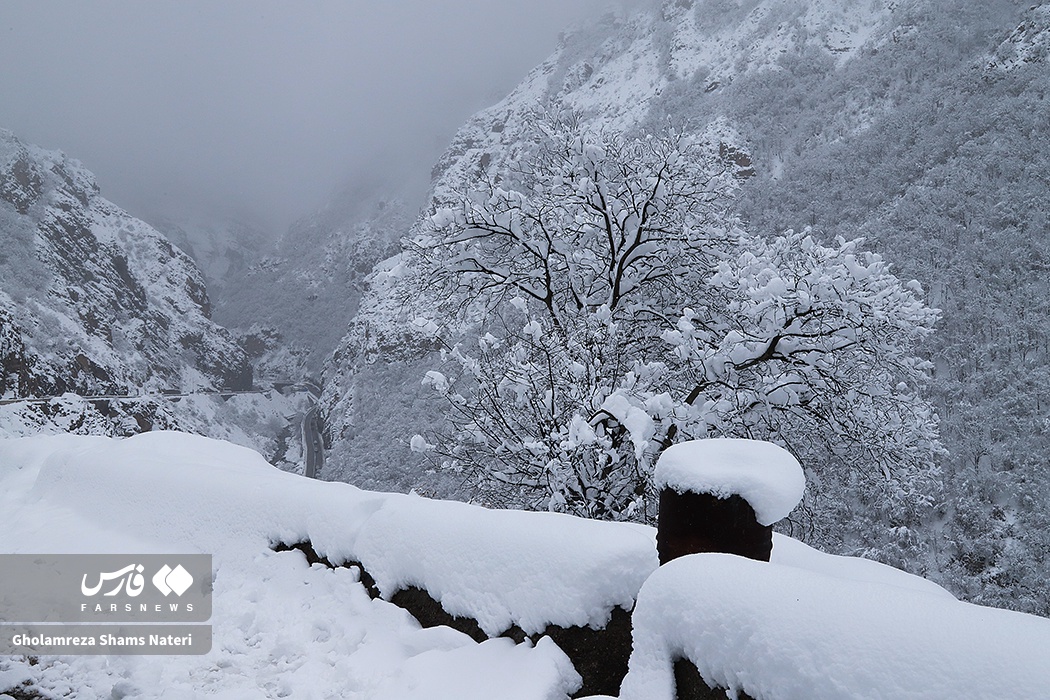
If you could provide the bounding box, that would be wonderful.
[425,0,895,204]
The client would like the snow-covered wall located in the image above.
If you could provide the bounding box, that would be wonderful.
[2,431,657,637]
[13,431,1046,700]
[622,552,1050,700]
[355,495,655,636]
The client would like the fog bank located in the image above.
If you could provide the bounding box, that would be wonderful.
[0,1,612,235]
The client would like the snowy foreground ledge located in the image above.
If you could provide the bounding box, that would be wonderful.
[621,553,1050,700]
[0,432,656,635]
[0,432,650,698]
[2,431,1048,699]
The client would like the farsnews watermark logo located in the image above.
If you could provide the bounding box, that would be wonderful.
[152,564,194,597]
[76,559,205,616]
[79,563,194,598]
[0,554,211,623]
[81,564,146,597]
[0,554,213,656]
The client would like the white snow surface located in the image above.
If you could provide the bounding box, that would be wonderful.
[621,552,1050,700]
[0,432,976,698]
[356,495,655,636]
[0,431,652,698]
[769,534,952,600]
[654,439,806,525]
[668,0,892,81]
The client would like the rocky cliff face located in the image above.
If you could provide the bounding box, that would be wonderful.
[0,128,251,400]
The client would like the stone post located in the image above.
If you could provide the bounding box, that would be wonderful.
[653,438,805,566]
[657,490,773,564]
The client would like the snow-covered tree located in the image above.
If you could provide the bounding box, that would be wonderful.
[403,114,941,521]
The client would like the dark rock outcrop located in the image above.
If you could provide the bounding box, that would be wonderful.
[673,658,757,700]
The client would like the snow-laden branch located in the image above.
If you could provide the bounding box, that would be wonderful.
[399,111,940,521]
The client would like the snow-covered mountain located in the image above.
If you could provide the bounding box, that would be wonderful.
[152,214,274,315]
[0,128,251,399]
[0,128,296,443]
[215,176,418,372]
[0,129,326,468]
[423,0,903,204]
[324,0,1050,612]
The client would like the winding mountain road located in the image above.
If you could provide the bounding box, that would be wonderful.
[1,380,328,479]
[301,405,325,479]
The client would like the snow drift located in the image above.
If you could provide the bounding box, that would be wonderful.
[4,431,1038,700]
[621,552,1050,700]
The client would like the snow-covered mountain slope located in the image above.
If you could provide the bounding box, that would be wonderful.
[217,176,417,372]
[326,0,1050,613]
[0,129,314,457]
[425,0,897,205]
[986,2,1050,71]
[716,0,1050,612]
[0,128,251,400]
[152,214,274,313]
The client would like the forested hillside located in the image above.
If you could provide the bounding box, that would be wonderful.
[324,0,1050,612]
[718,0,1050,611]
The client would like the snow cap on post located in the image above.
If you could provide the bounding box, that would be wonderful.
[654,439,805,527]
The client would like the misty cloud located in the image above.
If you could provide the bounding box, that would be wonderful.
[0,0,613,235]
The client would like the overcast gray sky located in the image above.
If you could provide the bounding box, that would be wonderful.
[0,1,605,236]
